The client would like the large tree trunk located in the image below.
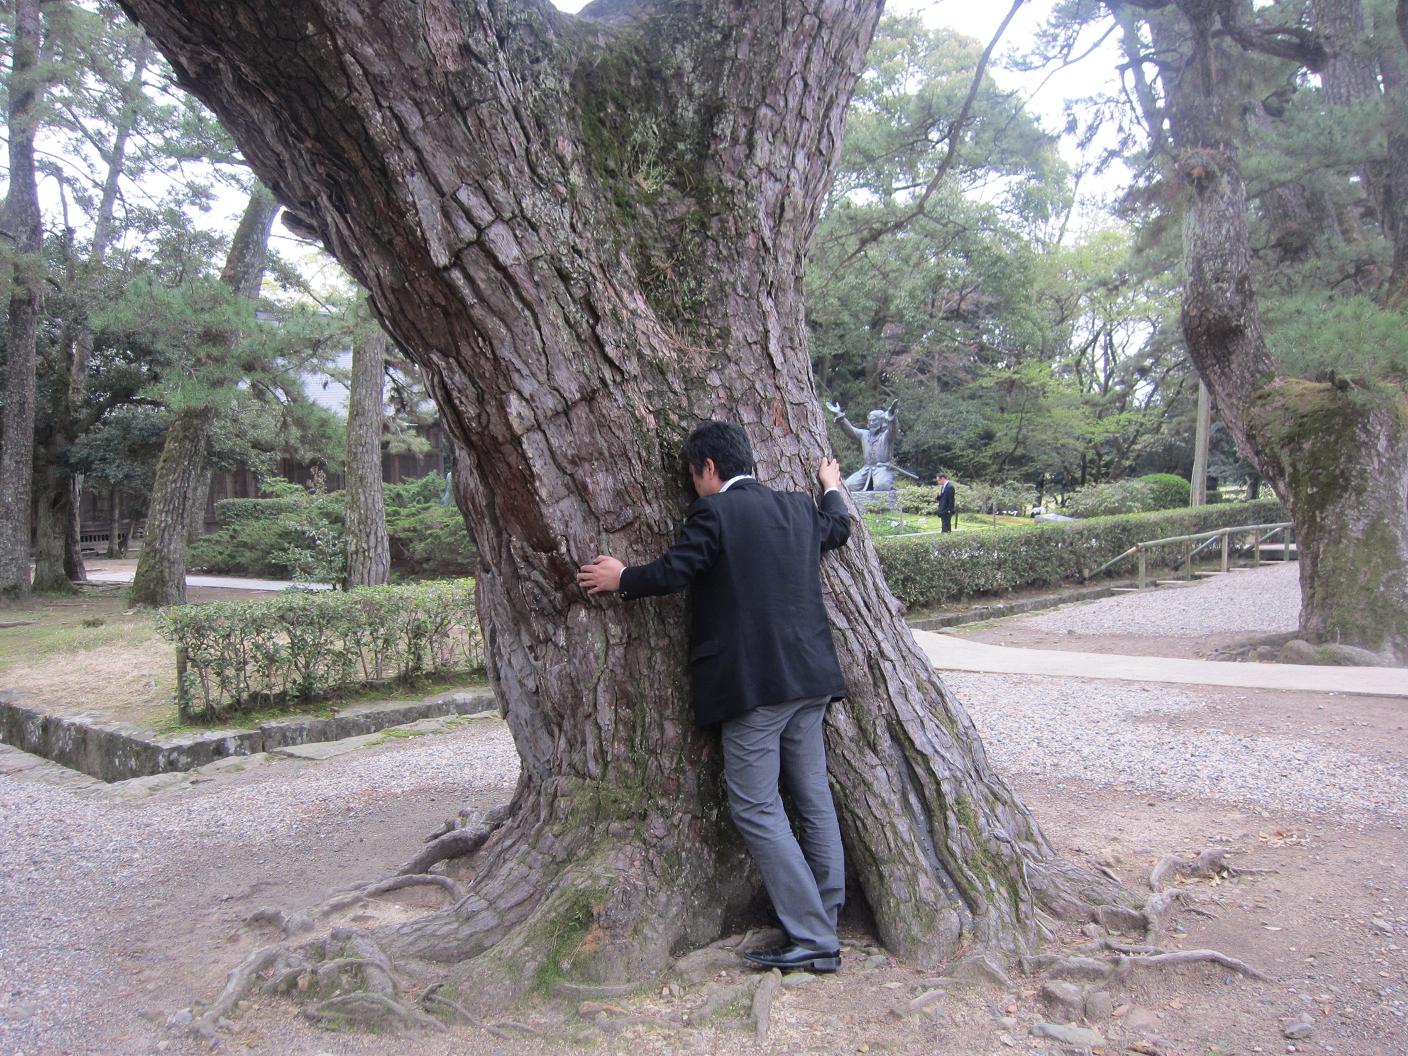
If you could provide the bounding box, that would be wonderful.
[31,36,153,592]
[186,465,212,541]
[343,323,390,588]
[130,187,279,607]
[1146,0,1408,661]
[1380,1,1408,307]
[0,0,46,600]
[118,0,1122,998]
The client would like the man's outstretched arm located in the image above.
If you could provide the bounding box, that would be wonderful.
[577,501,723,598]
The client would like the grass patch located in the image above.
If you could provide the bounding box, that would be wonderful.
[0,590,160,675]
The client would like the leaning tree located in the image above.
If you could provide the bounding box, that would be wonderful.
[1104,0,1408,662]
[117,0,1135,1013]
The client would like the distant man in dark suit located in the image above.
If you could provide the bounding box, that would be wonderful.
[935,472,956,533]
[577,420,852,973]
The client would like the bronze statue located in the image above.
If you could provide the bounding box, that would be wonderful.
[825,399,904,493]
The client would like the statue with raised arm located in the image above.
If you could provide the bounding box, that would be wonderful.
[826,398,902,493]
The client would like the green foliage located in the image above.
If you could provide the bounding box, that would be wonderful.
[808,16,1195,493]
[961,480,1037,517]
[1263,293,1408,385]
[1136,472,1191,510]
[190,491,345,581]
[157,579,485,722]
[385,503,479,578]
[894,482,935,515]
[1064,478,1155,518]
[190,473,477,581]
[875,499,1286,611]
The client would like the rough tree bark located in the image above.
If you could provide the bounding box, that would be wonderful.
[1121,0,1408,661]
[1380,0,1408,307]
[344,324,391,588]
[1190,379,1211,506]
[32,36,154,592]
[0,0,46,600]
[118,0,1125,1001]
[129,187,279,607]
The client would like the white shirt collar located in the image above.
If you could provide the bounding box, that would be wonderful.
[720,474,755,492]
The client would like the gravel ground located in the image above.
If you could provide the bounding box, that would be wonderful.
[0,722,521,1056]
[1023,561,1302,638]
[946,671,1408,822]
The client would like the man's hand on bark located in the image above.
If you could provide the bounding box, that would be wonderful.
[818,457,842,491]
[578,555,624,594]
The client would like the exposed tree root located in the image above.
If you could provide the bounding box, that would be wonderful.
[1099,939,1272,982]
[751,969,782,1041]
[180,818,1269,1046]
[420,984,478,1025]
[399,804,510,876]
[308,991,446,1032]
[188,945,282,1040]
[1010,846,1275,1022]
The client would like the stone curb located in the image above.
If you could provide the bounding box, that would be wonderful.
[0,688,496,783]
[907,582,1127,631]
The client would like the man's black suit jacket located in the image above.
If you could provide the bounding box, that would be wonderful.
[618,480,851,727]
[936,482,956,516]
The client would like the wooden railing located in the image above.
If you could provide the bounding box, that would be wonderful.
[1084,521,1295,588]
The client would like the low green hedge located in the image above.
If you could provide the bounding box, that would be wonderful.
[157,579,485,722]
[875,498,1286,611]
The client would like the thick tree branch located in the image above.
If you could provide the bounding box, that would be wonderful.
[826,0,1026,274]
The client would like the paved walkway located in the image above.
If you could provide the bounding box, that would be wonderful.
[84,569,330,592]
[913,628,1408,699]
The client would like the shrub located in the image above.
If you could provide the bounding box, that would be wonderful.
[874,498,1286,611]
[191,493,345,581]
[895,482,934,515]
[190,473,478,581]
[1064,478,1155,518]
[964,480,1037,517]
[387,502,480,577]
[1137,473,1192,510]
[157,579,485,722]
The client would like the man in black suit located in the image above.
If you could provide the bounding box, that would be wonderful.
[935,472,956,533]
[577,420,852,973]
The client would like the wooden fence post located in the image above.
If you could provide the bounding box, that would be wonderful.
[1220,530,1230,573]
[1137,548,1148,589]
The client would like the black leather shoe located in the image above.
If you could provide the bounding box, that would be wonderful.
[742,943,841,973]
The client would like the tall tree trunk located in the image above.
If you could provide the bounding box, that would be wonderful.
[1311,0,1389,226]
[0,0,46,600]
[65,475,84,582]
[31,462,75,593]
[187,465,212,542]
[107,488,122,559]
[1190,378,1211,505]
[1380,1,1408,307]
[1150,0,1408,660]
[119,0,1124,999]
[130,187,279,607]
[31,35,153,591]
[344,324,390,588]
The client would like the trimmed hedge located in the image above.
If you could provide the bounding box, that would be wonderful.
[875,498,1286,611]
[157,579,485,722]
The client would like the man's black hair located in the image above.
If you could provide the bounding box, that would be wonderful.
[682,420,754,481]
